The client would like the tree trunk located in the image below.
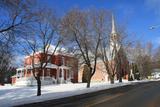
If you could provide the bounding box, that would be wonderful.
[82,64,90,83]
[0,71,5,85]
[87,78,91,88]
[119,71,122,83]
[86,69,92,88]
[119,76,122,83]
[37,76,41,96]
[87,67,92,88]
[110,76,114,84]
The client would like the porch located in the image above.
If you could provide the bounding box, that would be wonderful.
[12,63,73,86]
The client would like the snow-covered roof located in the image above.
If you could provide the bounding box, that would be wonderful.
[45,63,59,69]
[59,65,70,70]
[25,45,75,59]
[24,63,72,70]
[16,67,25,71]
[25,63,58,69]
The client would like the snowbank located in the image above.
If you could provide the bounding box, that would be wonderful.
[0,79,158,107]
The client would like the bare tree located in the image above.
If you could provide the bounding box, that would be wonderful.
[21,9,61,96]
[0,0,37,46]
[0,0,37,33]
[99,34,121,84]
[98,13,130,84]
[0,0,37,84]
[128,42,153,79]
[0,42,13,84]
[152,46,160,74]
[61,8,103,88]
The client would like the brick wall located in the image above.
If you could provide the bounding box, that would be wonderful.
[24,53,78,83]
[78,60,129,82]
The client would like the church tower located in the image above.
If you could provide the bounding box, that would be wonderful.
[110,14,121,58]
[110,14,119,44]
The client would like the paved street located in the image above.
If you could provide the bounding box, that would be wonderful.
[91,81,160,107]
[18,81,160,107]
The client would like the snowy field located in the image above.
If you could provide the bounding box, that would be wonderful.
[0,79,159,107]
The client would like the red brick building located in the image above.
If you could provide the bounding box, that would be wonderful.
[12,52,78,86]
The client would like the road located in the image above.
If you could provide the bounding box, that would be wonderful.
[18,81,160,107]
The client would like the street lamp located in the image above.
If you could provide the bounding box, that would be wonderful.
[149,25,160,30]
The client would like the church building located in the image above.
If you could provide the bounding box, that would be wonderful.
[79,14,129,82]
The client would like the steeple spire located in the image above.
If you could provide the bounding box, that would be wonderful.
[110,13,120,47]
[111,14,116,34]
[110,14,121,59]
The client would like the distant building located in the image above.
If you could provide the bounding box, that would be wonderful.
[12,51,78,86]
[151,69,160,79]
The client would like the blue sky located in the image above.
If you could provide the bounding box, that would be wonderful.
[38,0,160,48]
[12,0,160,66]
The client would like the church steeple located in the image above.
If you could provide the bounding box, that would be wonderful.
[110,14,119,42]
[110,13,121,59]
[111,14,116,34]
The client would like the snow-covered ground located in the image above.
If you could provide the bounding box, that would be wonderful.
[0,79,159,107]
